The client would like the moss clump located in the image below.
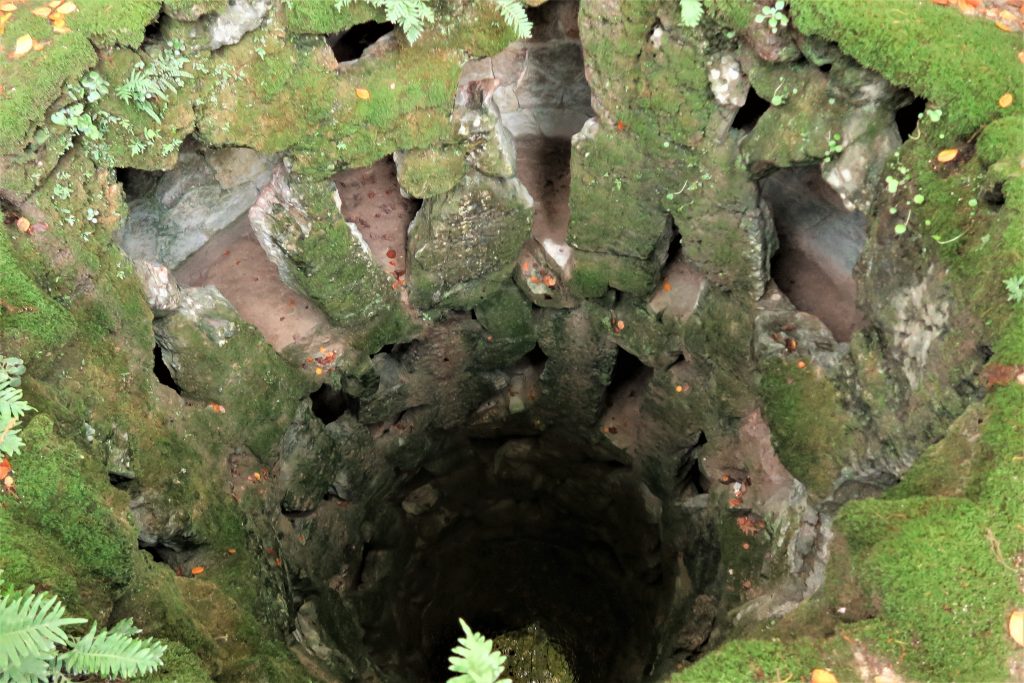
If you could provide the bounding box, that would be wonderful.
[395,147,467,198]
[139,642,214,683]
[162,0,229,21]
[759,360,849,497]
[837,495,1018,681]
[283,0,385,34]
[0,416,136,617]
[0,232,77,361]
[790,0,1021,136]
[671,638,827,683]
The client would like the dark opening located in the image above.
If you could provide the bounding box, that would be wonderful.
[142,14,163,45]
[817,62,833,73]
[525,344,548,368]
[983,182,1005,209]
[328,20,395,62]
[310,383,360,424]
[153,345,182,394]
[895,97,927,142]
[731,89,771,131]
[606,346,648,402]
[762,166,866,341]
[675,432,709,495]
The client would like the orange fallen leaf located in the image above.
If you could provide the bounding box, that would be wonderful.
[936,148,959,163]
[13,33,32,57]
[615,320,625,331]
[208,402,226,413]
[675,384,684,393]
[315,366,323,376]
[728,497,743,509]
[227,547,237,555]
[543,274,557,287]
[249,471,261,481]
[796,360,807,369]
[0,3,18,11]
[274,557,282,566]
[1018,51,1024,64]
[190,566,205,576]
[31,38,46,51]
[999,93,1014,108]
[741,542,750,550]
[0,457,10,480]
[810,669,838,683]
[521,261,530,273]
[996,21,1013,31]
[15,216,31,233]
[662,281,672,292]
[1010,609,1024,647]
[355,87,370,100]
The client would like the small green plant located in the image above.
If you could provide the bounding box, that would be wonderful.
[334,0,531,43]
[1004,275,1024,304]
[679,0,703,27]
[50,104,102,141]
[754,0,789,34]
[0,356,31,458]
[823,132,844,163]
[447,618,510,683]
[0,576,166,682]
[115,40,193,124]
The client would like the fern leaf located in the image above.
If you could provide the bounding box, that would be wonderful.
[491,0,532,39]
[0,590,85,672]
[679,0,703,28]
[59,623,166,679]
[0,651,52,683]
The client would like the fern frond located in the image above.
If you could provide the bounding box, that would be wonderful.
[335,0,435,43]
[0,651,51,683]
[0,589,85,672]
[679,0,704,28]
[59,623,166,679]
[491,0,532,39]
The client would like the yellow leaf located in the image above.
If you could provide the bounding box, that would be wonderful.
[52,23,68,33]
[47,0,60,7]
[55,1,75,13]
[13,32,32,56]
[936,148,958,163]
[1010,609,1024,647]
[31,6,51,16]
[15,216,30,233]
[811,669,838,683]
[0,3,18,11]
[355,87,370,100]
[999,93,1014,108]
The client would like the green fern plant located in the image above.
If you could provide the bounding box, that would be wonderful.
[115,40,193,124]
[0,579,165,683]
[447,618,510,683]
[679,0,703,27]
[0,356,31,458]
[334,0,531,43]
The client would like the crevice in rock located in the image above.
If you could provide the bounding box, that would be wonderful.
[152,345,182,394]
[895,96,927,142]
[327,20,395,63]
[606,346,650,405]
[762,166,866,341]
[334,156,419,292]
[524,343,548,370]
[731,89,771,131]
[983,181,1005,209]
[309,383,360,424]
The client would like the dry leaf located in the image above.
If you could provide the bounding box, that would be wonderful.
[15,216,31,233]
[31,6,51,16]
[0,3,18,11]
[48,0,60,7]
[190,566,205,576]
[227,548,237,555]
[1018,51,1024,64]
[1009,609,1024,647]
[811,669,838,683]
[31,38,45,50]
[936,148,959,163]
[996,21,1012,31]
[55,1,76,13]
[13,33,32,57]
[0,457,11,480]
[355,87,370,100]
[999,93,1014,108]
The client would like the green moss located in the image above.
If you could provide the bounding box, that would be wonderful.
[569,249,662,298]
[0,416,136,593]
[395,147,467,198]
[759,360,849,497]
[790,0,1021,136]
[0,232,77,360]
[140,642,214,683]
[836,496,1018,681]
[73,0,162,48]
[162,0,229,21]
[284,0,384,34]
[887,403,987,499]
[286,179,419,352]
[0,27,96,156]
[671,639,825,683]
